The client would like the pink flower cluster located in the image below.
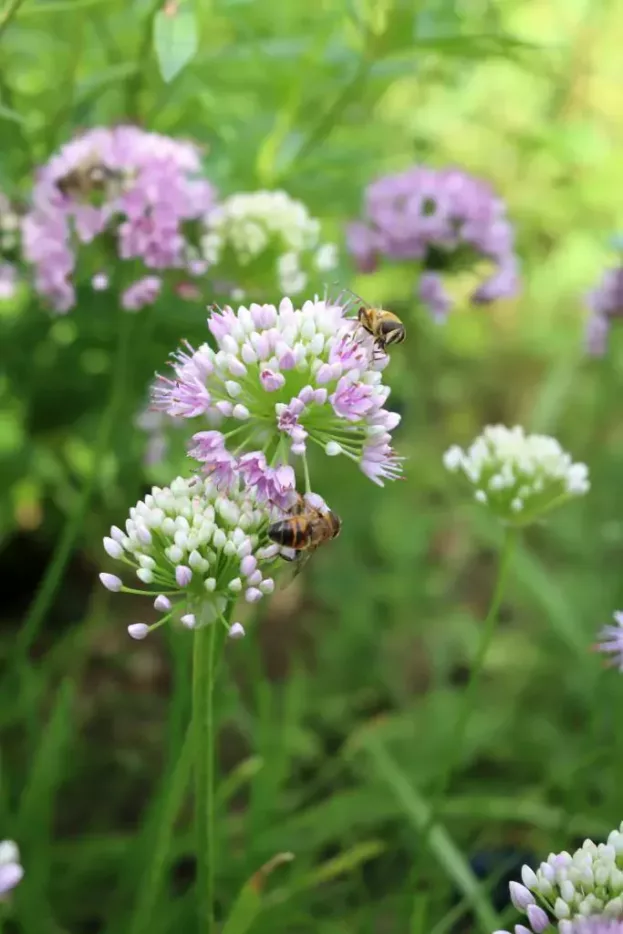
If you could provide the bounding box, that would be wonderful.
[22,126,216,313]
[152,296,403,495]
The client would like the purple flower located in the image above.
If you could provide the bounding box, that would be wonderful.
[418,272,451,321]
[152,296,402,493]
[23,126,216,313]
[584,266,623,356]
[595,611,623,670]
[563,920,623,934]
[347,165,520,318]
[121,275,162,311]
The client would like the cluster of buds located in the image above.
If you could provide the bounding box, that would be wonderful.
[498,826,623,934]
[584,265,623,357]
[201,190,338,298]
[100,475,286,639]
[443,425,589,524]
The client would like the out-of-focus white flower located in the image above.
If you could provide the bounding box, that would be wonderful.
[0,840,23,898]
[201,190,338,296]
[444,425,589,524]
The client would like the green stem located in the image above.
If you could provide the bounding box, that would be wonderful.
[193,605,229,934]
[16,311,135,660]
[423,527,517,836]
[0,0,27,41]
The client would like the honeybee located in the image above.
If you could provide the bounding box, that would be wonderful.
[56,154,124,201]
[357,304,406,355]
[331,286,406,356]
[268,493,341,579]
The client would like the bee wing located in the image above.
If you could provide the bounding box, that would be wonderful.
[277,550,312,590]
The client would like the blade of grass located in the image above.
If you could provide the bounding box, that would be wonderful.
[222,853,294,934]
[357,731,500,933]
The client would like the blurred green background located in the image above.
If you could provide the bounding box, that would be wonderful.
[2,0,623,932]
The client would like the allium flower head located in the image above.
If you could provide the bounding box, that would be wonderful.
[347,165,520,318]
[152,296,402,490]
[444,425,589,524]
[497,824,623,934]
[584,266,623,357]
[595,611,623,670]
[101,475,282,639]
[23,126,216,313]
[0,192,21,301]
[0,840,23,898]
[201,190,338,297]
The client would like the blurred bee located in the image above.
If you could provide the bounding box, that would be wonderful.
[357,303,406,355]
[56,154,125,201]
[331,286,406,356]
[268,493,341,580]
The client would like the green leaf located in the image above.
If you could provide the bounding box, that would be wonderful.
[153,5,199,84]
[357,730,501,933]
[222,852,295,934]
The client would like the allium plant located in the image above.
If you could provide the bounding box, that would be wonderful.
[595,611,623,670]
[100,474,285,640]
[497,824,623,934]
[0,192,21,300]
[152,296,403,491]
[201,190,338,299]
[444,425,590,525]
[584,265,623,356]
[22,126,216,313]
[347,165,520,319]
[0,840,23,898]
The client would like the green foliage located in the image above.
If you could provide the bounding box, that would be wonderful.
[2,0,623,932]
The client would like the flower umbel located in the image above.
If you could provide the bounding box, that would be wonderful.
[347,165,519,319]
[101,475,281,639]
[23,126,216,313]
[595,611,623,671]
[152,296,402,490]
[496,824,623,934]
[0,840,23,898]
[444,425,589,524]
[584,265,623,357]
[201,190,338,298]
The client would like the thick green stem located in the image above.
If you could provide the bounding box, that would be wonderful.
[0,0,27,41]
[193,607,228,934]
[16,311,134,660]
[423,527,517,836]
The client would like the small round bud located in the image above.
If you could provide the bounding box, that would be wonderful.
[228,622,245,639]
[180,613,196,629]
[154,595,171,612]
[128,623,150,640]
[176,566,192,587]
[100,573,123,592]
[103,537,123,559]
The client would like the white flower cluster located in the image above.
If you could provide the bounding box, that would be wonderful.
[201,190,338,295]
[501,825,623,934]
[100,475,280,639]
[444,424,589,524]
[0,839,23,898]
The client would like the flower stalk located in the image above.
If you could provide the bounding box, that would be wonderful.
[192,604,228,934]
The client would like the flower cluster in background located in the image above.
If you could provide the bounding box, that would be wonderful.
[0,840,23,899]
[100,474,282,639]
[22,126,216,313]
[595,611,623,670]
[152,296,402,490]
[584,265,623,356]
[499,825,623,934]
[0,192,21,301]
[201,190,338,298]
[444,424,589,523]
[346,165,520,319]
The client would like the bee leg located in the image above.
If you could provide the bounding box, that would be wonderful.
[279,546,298,562]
